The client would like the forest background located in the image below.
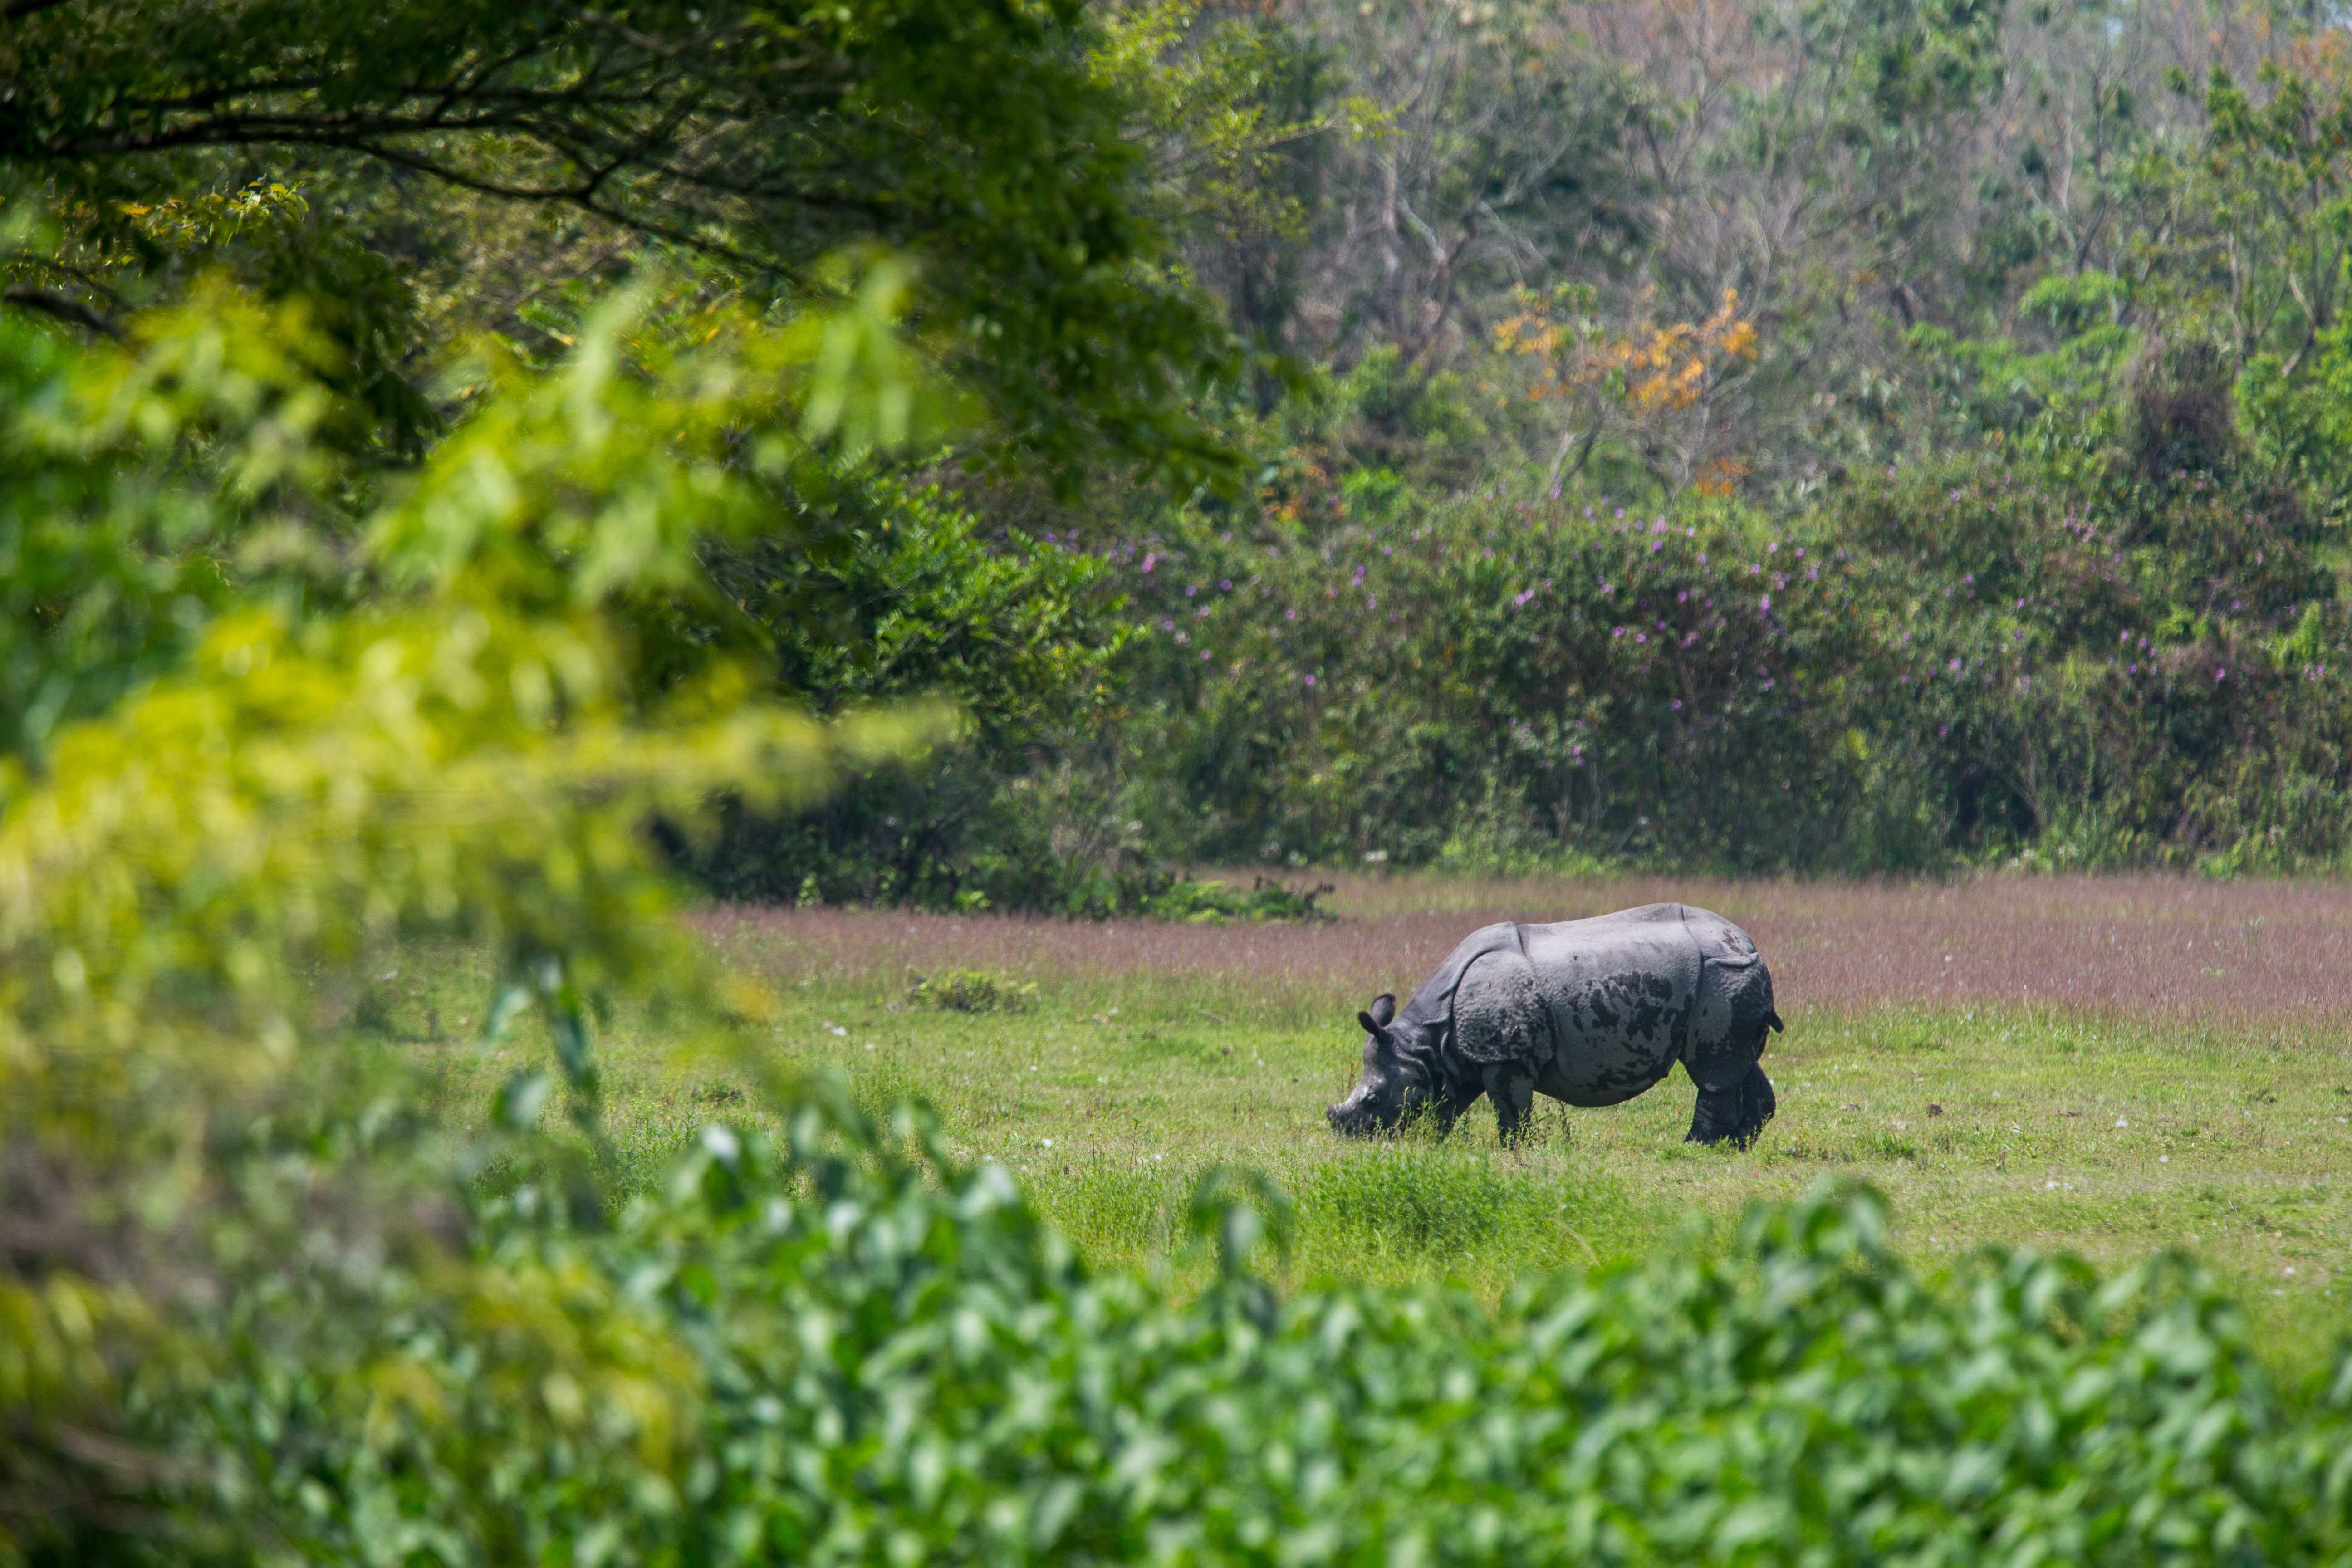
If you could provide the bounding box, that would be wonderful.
[712,0,2352,903]
[27,0,2352,916]
[14,0,2352,1562]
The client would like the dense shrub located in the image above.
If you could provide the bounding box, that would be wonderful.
[686,485,1144,914]
[1098,437,2352,875]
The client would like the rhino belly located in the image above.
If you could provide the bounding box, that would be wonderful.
[1536,1028,1682,1106]
[1531,964,1691,1107]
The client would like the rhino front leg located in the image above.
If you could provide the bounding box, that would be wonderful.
[1481,1063,1537,1146]
[1686,1062,1776,1149]
[1424,1078,1484,1139]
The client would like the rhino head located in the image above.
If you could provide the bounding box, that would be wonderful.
[1326,992,1440,1136]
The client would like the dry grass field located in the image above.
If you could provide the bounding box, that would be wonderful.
[401,872,2352,1376]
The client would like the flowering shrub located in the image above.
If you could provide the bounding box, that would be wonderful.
[1102,451,2352,872]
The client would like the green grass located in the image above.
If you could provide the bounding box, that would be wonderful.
[375,901,2352,1382]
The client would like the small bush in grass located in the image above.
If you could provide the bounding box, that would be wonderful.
[1142,874,1335,924]
[909,969,1039,1012]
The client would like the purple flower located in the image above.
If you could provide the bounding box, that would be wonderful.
[1671,699,1683,710]
[1698,552,1707,564]
[1677,590,1689,602]
[1650,539,1662,552]
[1303,673,1318,687]
[1794,547,1805,559]
[1652,518,1668,534]
[1635,632,1648,644]
[1044,530,1058,542]
[1366,595,1378,609]
[1142,554,1157,572]
[1549,486,1563,500]
[1200,651,1212,662]
[2127,662,2138,674]
[1759,594,1772,612]
[1185,584,1197,598]
[1284,608,1296,621]
[1615,508,1626,519]
[1161,619,1175,632]
[1220,579,1233,592]
[1613,626,1626,638]
[1948,658,1963,673]
[2216,667,2227,681]
[1767,541,1779,554]
[1599,580,1614,596]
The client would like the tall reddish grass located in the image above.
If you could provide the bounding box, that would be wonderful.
[700,873,2352,1025]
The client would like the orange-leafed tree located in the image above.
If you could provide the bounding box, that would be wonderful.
[1496,285,1759,493]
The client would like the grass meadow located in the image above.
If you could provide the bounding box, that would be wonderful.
[393,873,2352,1378]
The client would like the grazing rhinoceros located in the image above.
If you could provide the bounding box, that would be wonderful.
[1327,902,1782,1147]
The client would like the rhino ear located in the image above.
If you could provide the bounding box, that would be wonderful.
[1369,993,1396,1028]
[1357,1010,1386,1038]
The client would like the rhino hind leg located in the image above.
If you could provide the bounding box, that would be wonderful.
[1686,1061,1776,1149]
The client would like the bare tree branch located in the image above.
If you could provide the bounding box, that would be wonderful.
[3,287,122,338]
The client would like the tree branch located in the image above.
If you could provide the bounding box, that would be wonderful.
[3,286,122,338]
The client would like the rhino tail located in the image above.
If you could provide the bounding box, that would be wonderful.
[1767,1010,1784,1034]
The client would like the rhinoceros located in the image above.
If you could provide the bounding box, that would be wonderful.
[1326,902,1782,1147]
